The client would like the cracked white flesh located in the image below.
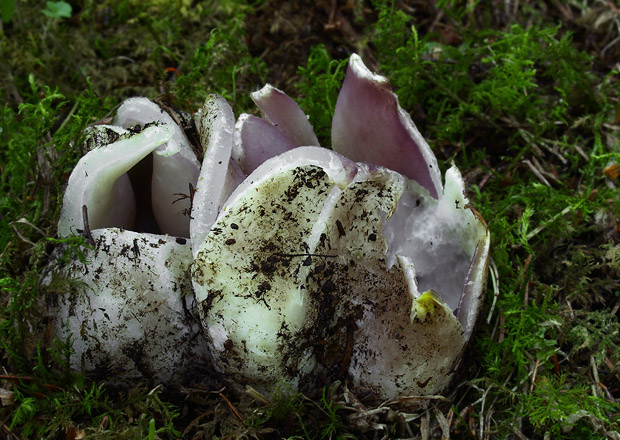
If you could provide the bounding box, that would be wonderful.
[114,97,200,238]
[191,147,488,397]
[58,123,176,237]
[48,229,210,387]
[457,225,490,339]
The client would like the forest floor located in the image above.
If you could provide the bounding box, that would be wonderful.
[1,0,620,438]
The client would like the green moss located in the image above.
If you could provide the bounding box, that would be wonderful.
[295,45,347,146]
[172,27,267,112]
[371,2,603,152]
[522,375,619,438]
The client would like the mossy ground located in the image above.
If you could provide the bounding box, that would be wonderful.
[1,0,620,438]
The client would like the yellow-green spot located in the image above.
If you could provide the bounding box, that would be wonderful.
[413,290,439,321]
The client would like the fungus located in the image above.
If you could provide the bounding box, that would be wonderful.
[191,55,490,399]
[49,100,209,387]
[49,55,489,399]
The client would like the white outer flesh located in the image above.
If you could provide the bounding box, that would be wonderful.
[191,148,488,398]
[48,229,210,387]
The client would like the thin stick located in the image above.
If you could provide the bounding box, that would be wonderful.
[81,205,95,245]
[0,375,36,381]
[219,392,243,422]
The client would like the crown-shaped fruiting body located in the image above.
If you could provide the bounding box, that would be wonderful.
[51,55,489,398]
[191,55,490,399]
